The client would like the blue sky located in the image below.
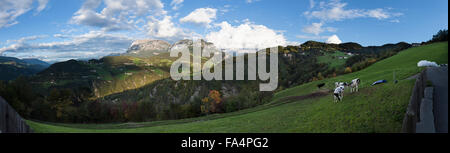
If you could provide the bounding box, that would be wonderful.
[0,0,447,62]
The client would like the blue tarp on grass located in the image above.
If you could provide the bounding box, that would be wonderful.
[372,80,388,86]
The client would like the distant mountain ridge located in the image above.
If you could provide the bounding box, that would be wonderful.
[0,56,50,81]
[126,39,409,58]
[124,39,218,57]
[126,40,171,57]
[299,40,410,52]
[22,58,51,67]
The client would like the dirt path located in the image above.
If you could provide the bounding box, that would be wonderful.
[277,90,331,103]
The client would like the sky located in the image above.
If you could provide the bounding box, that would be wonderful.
[0,0,448,62]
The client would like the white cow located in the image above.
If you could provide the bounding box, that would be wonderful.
[335,82,348,88]
[333,86,345,103]
[349,78,361,93]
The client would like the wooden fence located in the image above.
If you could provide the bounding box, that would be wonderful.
[401,69,427,133]
[0,96,33,133]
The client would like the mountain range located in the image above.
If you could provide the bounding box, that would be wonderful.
[124,39,218,58]
[0,56,50,81]
[0,38,413,122]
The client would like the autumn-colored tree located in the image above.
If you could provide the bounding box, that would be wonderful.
[200,90,223,114]
[202,97,209,103]
[367,58,377,64]
[344,67,352,73]
[209,90,222,104]
[317,72,324,80]
[201,97,210,114]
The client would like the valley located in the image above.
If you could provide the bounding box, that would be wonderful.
[22,41,448,133]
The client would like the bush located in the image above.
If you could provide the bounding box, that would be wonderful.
[344,67,352,73]
[224,97,240,113]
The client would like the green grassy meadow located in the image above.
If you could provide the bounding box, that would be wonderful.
[27,42,448,133]
[317,51,350,69]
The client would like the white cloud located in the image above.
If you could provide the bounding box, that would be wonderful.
[71,0,166,31]
[147,15,193,41]
[326,34,342,44]
[302,22,337,35]
[205,21,287,50]
[390,19,400,23]
[36,0,49,12]
[326,27,337,32]
[179,8,217,27]
[246,0,260,3]
[302,22,323,35]
[300,0,402,41]
[309,0,315,9]
[220,5,231,14]
[72,9,119,29]
[366,8,390,19]
[5,35,48,44]
[304,0,400,22]
[170,0,184,10]
[0,0,49,29]
[0,31,133,62]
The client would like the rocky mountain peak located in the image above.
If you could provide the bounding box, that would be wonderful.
[127,39,171,55]
[125,39,219,57]
[170,39,217,52]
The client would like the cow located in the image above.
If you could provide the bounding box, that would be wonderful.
[335,82,348,88]
[333,85,345,103]
[349,78,361,93]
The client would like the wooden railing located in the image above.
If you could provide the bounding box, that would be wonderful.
[0,97,33,133]
[401,69,427,133]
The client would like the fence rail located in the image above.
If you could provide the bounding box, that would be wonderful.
[0,97,33,133]
[401,69,427,133]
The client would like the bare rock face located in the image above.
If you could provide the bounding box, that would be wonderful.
[170,39,193,51]
[126,39,219,57]
[126,40,171,57]
[170,39,219,53]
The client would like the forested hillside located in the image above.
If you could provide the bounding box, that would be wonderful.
[0,40,412,123]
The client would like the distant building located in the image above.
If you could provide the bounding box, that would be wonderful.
[412,43,421,47]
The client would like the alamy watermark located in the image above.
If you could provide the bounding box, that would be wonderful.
[169,39,278,91]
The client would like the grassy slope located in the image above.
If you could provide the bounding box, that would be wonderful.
[273,42,448,101]
[317,51,350,69]
[27,42,448,133]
